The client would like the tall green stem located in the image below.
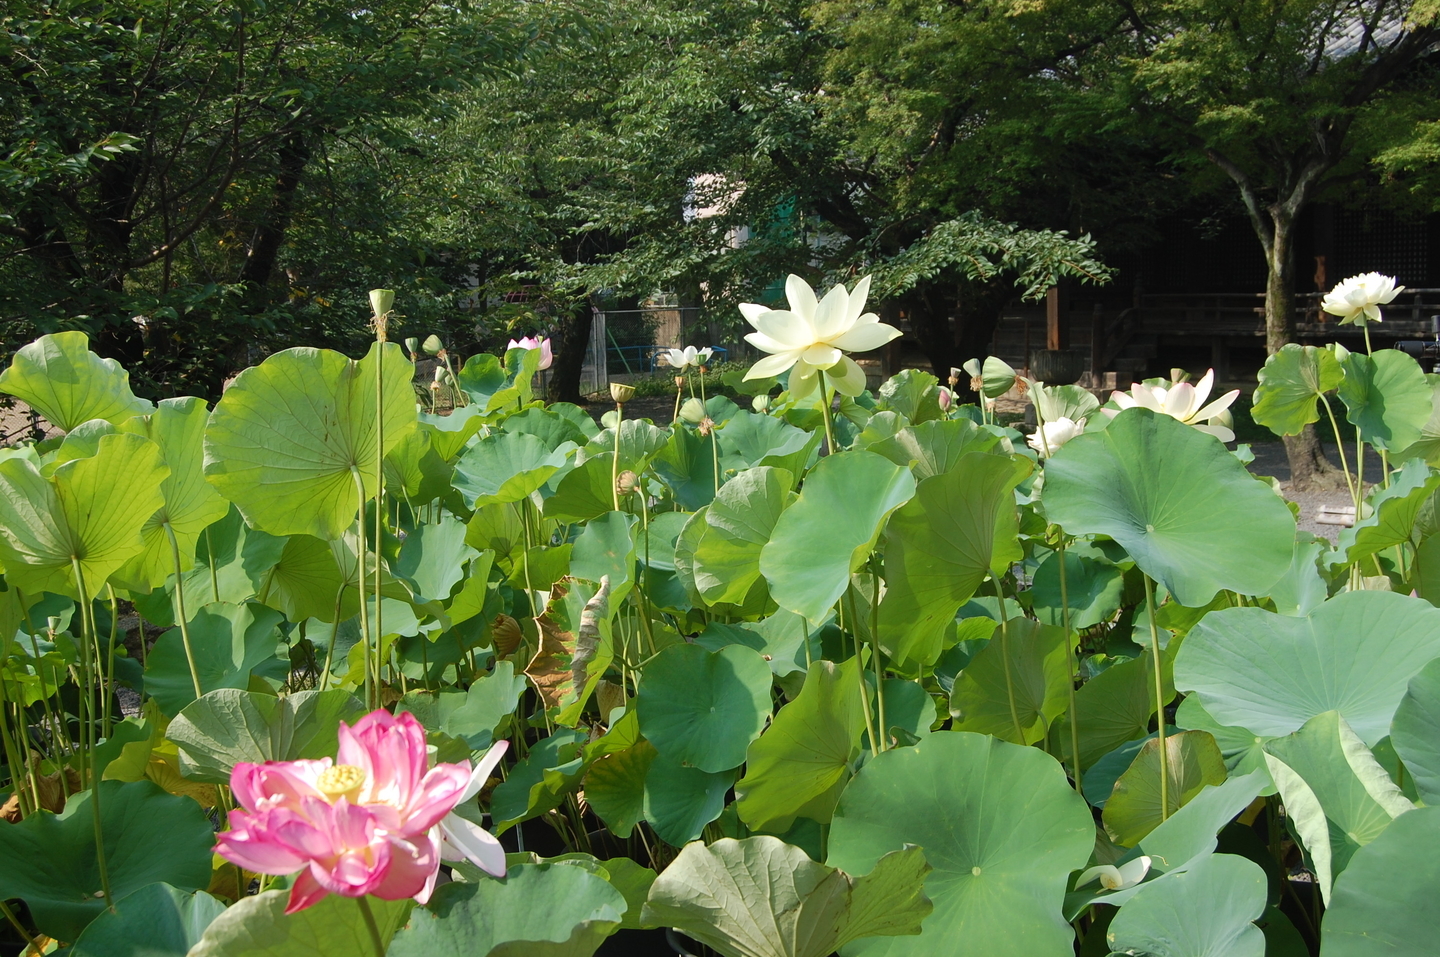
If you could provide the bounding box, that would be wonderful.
[164,524,205,700]
[70,558,113,906]
[1319,395,1359,510]
[869,566,887,751]
[1056,535,1082,794]
[698,366,720,494]
[375,341,386,696]
[840,596,879,757]
[1142,575,1169,823]
[0,688,33,817]
[350,469,375,709]
[817,372,837,455]
[356,896,386,957]
[994,577,1026,745]
[612,404,623,511]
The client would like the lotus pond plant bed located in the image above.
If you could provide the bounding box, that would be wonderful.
[2,273,1440,957]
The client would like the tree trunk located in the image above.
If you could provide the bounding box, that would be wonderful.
[548,302,594,404]
[1265,212,1345,490]
[237,133,311,296]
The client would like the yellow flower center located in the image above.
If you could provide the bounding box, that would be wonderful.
[316,764,367,802]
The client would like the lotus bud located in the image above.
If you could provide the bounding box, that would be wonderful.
[752,394,770,413]
[492,614,522,658]
[615,469,639,498]
[369,289,395,318]
[679,396,706,424]
[404,336,419,357]
[423,334,443,356]
[938,386,953,410]
[610,381,636,404]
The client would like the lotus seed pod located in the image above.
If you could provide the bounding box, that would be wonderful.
[751,394,770,413]
[492,614,522,658]
[610,381,636,404]
[369,289,395,318]
[615,469,639,498]
[674,375,686,389]
[433,366,447,383]
[405,336,419,356]
[423,334,443,355]
[679,396,706,424]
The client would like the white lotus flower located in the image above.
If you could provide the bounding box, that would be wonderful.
[1028,417,1085,457]
[437,739,508,876]
[1321,272,1405,325]
[662,345,714,370]
[739,275,901,398]
[1101,369,1238,443]
[1076,856,1151,892]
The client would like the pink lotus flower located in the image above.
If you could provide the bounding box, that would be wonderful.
[216,709,508,913]
[507,335,554,370]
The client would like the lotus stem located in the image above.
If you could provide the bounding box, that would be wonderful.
[1142,575,1169,822]
[356,896,386,957]
[1363,321,1374,356]
[869,565,887,751]
[164,523,205,700]
[204,526,220,603]
[818,371,837,456]
[0,899,36,951]
[995,577,1026,745]
[103,585,119,738]
[375,342,387,697]
[350,468,375,710]
[698,366,720,495]
[612,403,623,512]
[1056,534,1082,794]
[0,688,33,818]
[1319,395,1359,512]
[70,557,114,907]
[840,596,880,758]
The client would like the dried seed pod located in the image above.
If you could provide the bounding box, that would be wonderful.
[492,614,523,658]
[595,679,627,721]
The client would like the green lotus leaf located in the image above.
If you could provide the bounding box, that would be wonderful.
[878,453,1030,669]
[166,688,367,783]
[456,352,507,404]
[652,426,720,510]
[718,411,819,476]
[1391,656,1440,804]
[204,343,416,540]
[585,738,655,839]
[1051,647,1173,771]
[1174,696,1273,788]
[1338,459,1440,565]
[1321,805,1440,957]
[693,611,820,678]
[393,514,475,604]
[112,397,232,591]
[0,780,213,942]
[866,418,1003,480]
[586,418,670,474]
[761,451,916,624]
[735,658,865,833]
[255,533,350,623]
[827,731,1093,957]
[466,501,525,571]
[383,428,453,503]
[642,837,931,957]
[418,407,487,464]
[1103,730,1228,847]
[1262,711,1413,904]
[545,453,623,523]
[1043,408,1296,606]
[389,863,624,957]
[506,406,593,451]
[1268,538,1330,618]
[1105,853,1267,957]
[453,430,574,508]
[570,510,636,605]
[692,466,794,607]
[164,506,287,614]
[68,882,225,957]
[1134,770,1272,876]
[189,887,411,957]
[446,660,528,747]
[643,750,736,844]
[950,617,1072,745]
[877,369,942,424]
[1251,343,1344,437]
[145,600,285,715]
[1337,348,1432,452]
[0,431,168,597]
[1393,373,1440,463]
[1032,382,1099,425]
[1175,590,1440,745]
[0,331,153,431]
[636,642,772,772]
[491,729,587,830]
[1030,549,1125,629]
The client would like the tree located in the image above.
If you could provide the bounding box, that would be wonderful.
[0,1,528,397]
[1102,0,1440,486]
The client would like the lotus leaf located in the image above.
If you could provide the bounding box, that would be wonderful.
[1251,343,1344,436]
[68,882,225,957]
[0,331,152,431]
[1321,805,1440,956]
[166,688,367,783]
[1105,853,1267,957]
[637,642,773,772]
[188,887,411,957]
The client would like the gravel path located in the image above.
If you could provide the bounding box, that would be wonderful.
[1246,442,1379,541]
